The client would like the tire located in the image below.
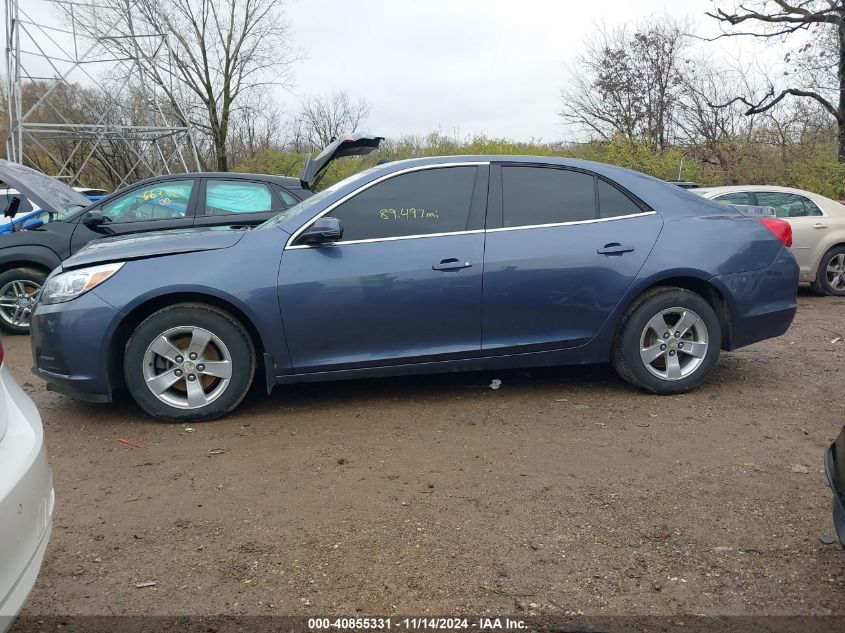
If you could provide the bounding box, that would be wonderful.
[0,267,47,334]
[124,303,255,422]
[612,287,722,395]
[813,246,845,296]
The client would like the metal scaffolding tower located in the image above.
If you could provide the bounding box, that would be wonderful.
[3,0,200,187]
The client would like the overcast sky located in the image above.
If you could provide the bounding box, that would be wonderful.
[281,0,762,141]
[13,0,788,143]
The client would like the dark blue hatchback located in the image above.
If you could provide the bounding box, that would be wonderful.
[31,156,799,421]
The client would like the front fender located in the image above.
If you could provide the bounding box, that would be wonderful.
[91,230,293,376]
[0,244,62,273]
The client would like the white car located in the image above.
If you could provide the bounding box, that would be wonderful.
[0,339,53,633]
[696,185,845,296]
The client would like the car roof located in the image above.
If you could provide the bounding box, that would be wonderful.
[369,154,668,181]
[128,172,302,189]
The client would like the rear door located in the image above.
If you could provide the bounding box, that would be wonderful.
[193,178,292,229]
[482,163,663,354]
[279,164,487,372]
[69,178,197,254]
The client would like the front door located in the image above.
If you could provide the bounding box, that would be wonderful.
[69,178,197,254]
[482,164,663,353]
[278,164,488,372]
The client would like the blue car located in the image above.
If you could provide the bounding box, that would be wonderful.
[30,156,799,421]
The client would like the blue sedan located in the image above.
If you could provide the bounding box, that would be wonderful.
[30,156,799,421]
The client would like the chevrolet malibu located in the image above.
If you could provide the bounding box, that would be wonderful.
[31,156,799,421]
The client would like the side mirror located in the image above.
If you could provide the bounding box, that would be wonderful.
[3,197,20,219]
[21,211,48,231]
[81,210,107,228]
[299,217,343,245]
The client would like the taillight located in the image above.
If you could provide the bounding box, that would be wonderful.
[759,218,792,247]
[0,337,4,366]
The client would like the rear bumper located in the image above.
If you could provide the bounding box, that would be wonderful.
[714,246,799,351]
[30,290,121,403]
[0,366,53,628]
[0,524,51,632]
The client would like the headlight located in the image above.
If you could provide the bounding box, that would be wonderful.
[40,262,125,305]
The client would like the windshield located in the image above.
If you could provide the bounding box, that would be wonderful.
[257,168,376,230]
[51,204,87,222]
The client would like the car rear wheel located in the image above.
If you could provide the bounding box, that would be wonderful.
[0,268,46,334]
[814,246,845,296]
[612,287,721,394]
[124,303,255,421]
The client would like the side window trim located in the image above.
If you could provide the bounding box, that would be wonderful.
[485,211,657,232]
[195,177,208,219]
[286,162,490,249]
[486,163,504,230]
[466,164,490,231]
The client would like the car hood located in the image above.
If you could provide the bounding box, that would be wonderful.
[0,158,90,214]
[62,227,247,270]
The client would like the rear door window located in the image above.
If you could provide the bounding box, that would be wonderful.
[324,166,477,242]
[501,167,596,227]
[204,180,274,216]
[754,191,823,218]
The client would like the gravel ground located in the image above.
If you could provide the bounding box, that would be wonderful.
[7,289,845,618]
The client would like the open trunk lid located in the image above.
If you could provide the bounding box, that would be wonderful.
[300,133,383,190]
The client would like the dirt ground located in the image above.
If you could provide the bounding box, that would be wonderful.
[7,289,845,618]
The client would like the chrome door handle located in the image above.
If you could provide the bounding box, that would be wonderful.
[432,258,472,271]
[813,223,829,229]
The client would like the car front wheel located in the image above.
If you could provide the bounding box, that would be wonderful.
[124,303,255,421]
[0,267,46,334]
[612,287,721,395]
[813,246,845,296]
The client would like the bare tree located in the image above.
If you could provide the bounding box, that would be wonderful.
[707,1,845,161]
[560,18,690,150]
[292,91,371,151]
[69,0,298,171]
[674,60,762,178]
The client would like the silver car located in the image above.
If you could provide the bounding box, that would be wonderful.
[696,185,845,296]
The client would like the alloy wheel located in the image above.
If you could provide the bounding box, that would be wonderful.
[142,326,233,409]
[639,307,709,381]
[0,279,41,328]
[826,253,845,291]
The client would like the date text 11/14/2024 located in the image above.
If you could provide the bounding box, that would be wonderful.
[308,617,529,630]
